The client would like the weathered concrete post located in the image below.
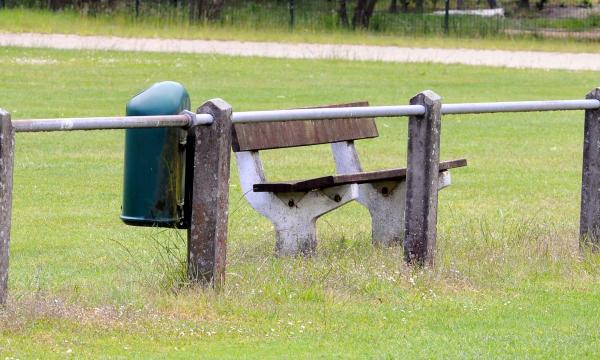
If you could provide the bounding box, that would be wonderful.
[404,90,442,266]
[0,109,15,305]
[186,99,232,289]
[580,88,600,252]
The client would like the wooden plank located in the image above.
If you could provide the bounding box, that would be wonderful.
[253,158,466,193]
[580,87,600,252]
[0,109,15,305]
[186,99,232,289]
[403,90,443,266]
[231,101,378,151]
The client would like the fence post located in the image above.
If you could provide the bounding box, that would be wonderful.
[404,90,442,266]
[186,99,232,289]
[444,0,450,34]
[0,109,15,305]
[579,88,600,252]
[289,0,295,29]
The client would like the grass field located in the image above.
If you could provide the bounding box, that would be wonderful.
[2,8,600,54]
[1,46,600,358]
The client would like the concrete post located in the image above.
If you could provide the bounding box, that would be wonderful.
[186,99,232,289]
[403,90,442,265]
[0,109,15,305]
[580,88,600,252]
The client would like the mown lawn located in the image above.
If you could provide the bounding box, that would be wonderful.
[0,46,599,358]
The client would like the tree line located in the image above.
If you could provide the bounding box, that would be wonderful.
[0,0,553,26]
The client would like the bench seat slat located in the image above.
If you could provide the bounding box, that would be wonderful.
[253,159,467,193]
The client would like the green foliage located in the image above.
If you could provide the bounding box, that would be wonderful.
[2,0,600,37]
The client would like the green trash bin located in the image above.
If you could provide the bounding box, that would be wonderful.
[120,81,190,228]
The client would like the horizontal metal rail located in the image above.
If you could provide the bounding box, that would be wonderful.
[231,99,600,123]
[442,99,600,115]
[231,105,426,123]
[10,99,600,132]
[12,113,214,133]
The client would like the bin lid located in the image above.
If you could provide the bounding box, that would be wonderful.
[127,81,190,116]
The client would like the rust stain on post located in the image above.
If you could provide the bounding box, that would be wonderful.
[0,109,15,305]
[403,90,442,266]
[186,99,232,289]
[580,88,600,252]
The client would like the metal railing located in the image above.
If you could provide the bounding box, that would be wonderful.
[12,112,214,133]
[12,99,600,132]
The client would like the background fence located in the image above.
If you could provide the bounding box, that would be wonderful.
[0,0,598,39]
[221,0,600,38]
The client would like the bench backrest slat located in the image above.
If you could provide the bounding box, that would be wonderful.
[232,101,378,152]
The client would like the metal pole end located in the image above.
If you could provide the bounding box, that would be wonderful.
[180,110,197,128]
[183,110,215,127]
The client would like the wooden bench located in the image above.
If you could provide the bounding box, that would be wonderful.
[232,102,467,256]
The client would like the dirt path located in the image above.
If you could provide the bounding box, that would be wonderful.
[1,32,599,71]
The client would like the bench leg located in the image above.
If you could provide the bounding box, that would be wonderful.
[270,185,358,256]
[362,181,407,247]
[273,216,318,256]
[331,141,454,248]
[360,171,451,247]
[235,150,359,256]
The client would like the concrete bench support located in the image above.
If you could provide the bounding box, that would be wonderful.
[235,151,357,256]
[332,140,451,248]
